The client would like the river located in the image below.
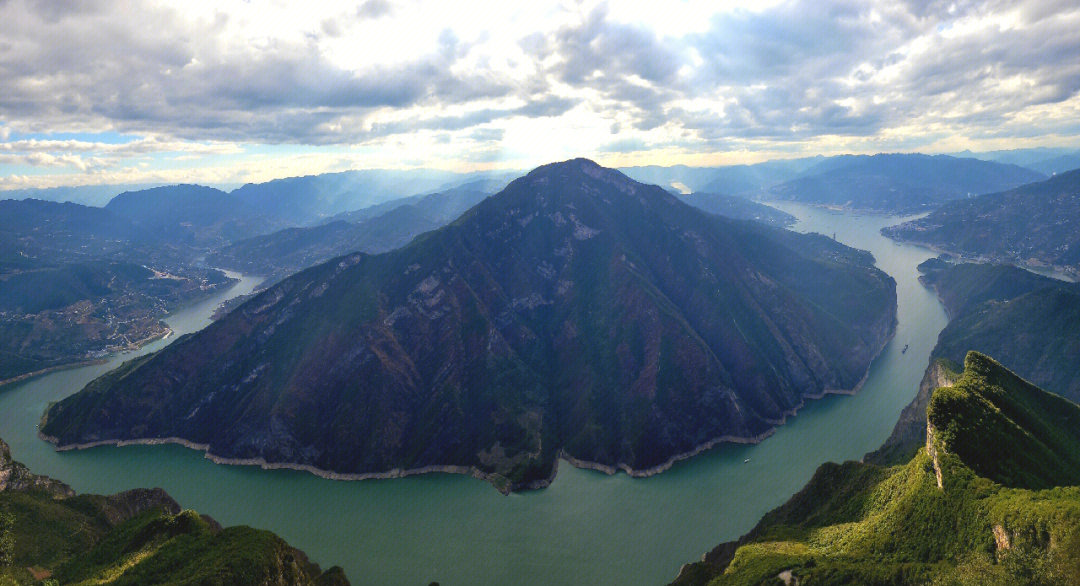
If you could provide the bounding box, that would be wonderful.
[0,207,948,586]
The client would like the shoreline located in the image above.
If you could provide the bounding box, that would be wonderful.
[0,358,109,389]
[883,234,1079,284]
[0,324,173,390]
[40,326,896,491]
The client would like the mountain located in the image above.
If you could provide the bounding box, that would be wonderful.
[209,185,492,282]
[958,147,1080,176]
[766,153,1045,212]
[866,261,1080,467]
[619,158,825,198]
[40,159,896,493]
[229,169,485,225]
[325,181,491,225]
[700,158,830,196]
[0,437,349,585]
[0,183,161,207]
[0,198,237,384]
[0,199,153,272]
[105,184,284,249]
[679,193,795,227]
[883,169,1080,276]
[674,352,1080,586]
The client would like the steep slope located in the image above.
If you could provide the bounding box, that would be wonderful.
[928,353,1080,490]
[868,261,1080,466]
[41,159,896,493]
[679,193,795,227]
[210,186,491,282]
[0,437,348,585]
[676,352,1080,586]
[106,184,284,248]
[768,153,1045,213]
[325,182,490,225]
[883,169,1080,275]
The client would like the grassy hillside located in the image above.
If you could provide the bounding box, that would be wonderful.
[675,352,1080,586]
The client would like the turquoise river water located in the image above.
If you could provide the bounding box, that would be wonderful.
[0,205,948,585]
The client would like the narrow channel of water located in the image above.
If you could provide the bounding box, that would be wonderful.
[0,209,947,586]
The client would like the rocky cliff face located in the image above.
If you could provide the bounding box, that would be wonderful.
[42,159,896,492]
[864,359,957,466]
[0,437,73,497]
[674,352,1080,586]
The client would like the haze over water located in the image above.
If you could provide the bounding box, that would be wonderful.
[0,207,947,585]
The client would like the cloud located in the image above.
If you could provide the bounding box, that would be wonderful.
[0,1,512,144]
[357,0,391,20]
[1,0,1079,189]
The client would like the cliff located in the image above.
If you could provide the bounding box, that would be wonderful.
[674,352,1080,585]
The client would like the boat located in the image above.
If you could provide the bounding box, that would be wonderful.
[743,458,751,464]
[901,344,909,354]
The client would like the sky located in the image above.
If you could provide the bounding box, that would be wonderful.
[1,0,1079,190]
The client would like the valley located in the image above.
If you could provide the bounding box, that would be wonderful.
[0,203,946,585]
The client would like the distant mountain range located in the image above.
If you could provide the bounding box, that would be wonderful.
[106,184,286,249]
[675,352,1080,585]
[0,199,153,272]
[40,159,896,493]
[766,153,1045,212]
[678,193,795,227]
[229,169,512,225]
[0,198,237,384]
[209,184,493,282]
[884,168,1080,277]
[3,151,1068,227]
[956,146,1080,176]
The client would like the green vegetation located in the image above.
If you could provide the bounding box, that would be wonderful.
[869,260,1080,467]
[0,437,348,585]
[0,507,13,567]
[675,352,1080,586]
[884,168,1080,275]
[42,159,896,493]
[920,261,1080,402]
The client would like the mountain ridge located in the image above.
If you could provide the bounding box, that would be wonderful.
[674,352,1080,585]
[40,159,896,493]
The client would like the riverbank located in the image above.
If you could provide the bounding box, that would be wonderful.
[40,326,895,492]
[5,208,949,586]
